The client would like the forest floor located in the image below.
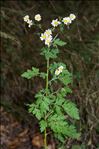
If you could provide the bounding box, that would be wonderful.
[0,106,46,149]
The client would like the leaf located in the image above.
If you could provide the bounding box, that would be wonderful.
[55,94,65,106]
[40,72,47,79]
[41,47,59,59]
[21,67,39,79]
[54,133,65,143]
[53,38,66,46]
[59,69,72,85]
[34,109,42,120]
[29,103,42,119]
[72,145,81,149]
[28,103,35,113]
[35,91,44,99]
[48,114,66,134]
[32,133,44,148]
[40,97,50,114]
[48,113,80,139]
[64,124,80,139]
[62,100,80,120]
[64,87,72,94]
[60,23,64,33]
[60,87,72,97]
[55,105,63,116]
[29,105,42,120]
[40,120,47,132]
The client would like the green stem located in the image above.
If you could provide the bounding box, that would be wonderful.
[44,58,49,149]
[44,127,47,149]
[46,58,49,93]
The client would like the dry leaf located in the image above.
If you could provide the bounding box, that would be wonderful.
[32,133,44,148]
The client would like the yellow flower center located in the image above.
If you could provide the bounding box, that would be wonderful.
[42,34,46,39]
[64,20,68,23]
[54,21,58,25]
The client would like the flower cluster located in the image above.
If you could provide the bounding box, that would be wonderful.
[62,14,76,25]
[51,14,76,28]
[23,13,76,46]
[40,29,53,47]
[55,66,64,76]
[23,15,33,28]
[23,14,41,28]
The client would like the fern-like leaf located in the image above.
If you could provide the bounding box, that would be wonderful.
[21,67,39,79]
[62,100,80,120]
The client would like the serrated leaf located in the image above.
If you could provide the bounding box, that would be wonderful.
[48,114,66,134]
[36,111,42,120]
[55,134,65,143]
[55,105,63,116]
[54,38,66,46]
[40,72,47,79]
[21,67,39,79]
[40,120,47,132]
[48,113,80,140]
[60,87,72,97]
[59,69,72,85]
[41,47,59,59]
[35,91,43,99]
[72,145,81,149]
[28,94,45,120]
[55,94,65,106]
[40,97,50,114]
[30,106,42,120]
[62,100,80,120]
[64,124,80,139]
[65,87,72,94]
[34,109,42,120]
[60,23,64,33]
[28,103,35,113]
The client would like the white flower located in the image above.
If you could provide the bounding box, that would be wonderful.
[62,17,72,25]
[45,35,52,46]
[23,15,29,22]
[40,29,53,46]
[40,33,47,41]
[51,19,61,27]
[23,15,33,28]
[44,29,52,36]
[69,14,76,21]
[40,29,52,40]
[55,69,61,76]
[27,20,33,28]
[58,66,64,72]
[40,29,52,41]
[34,14,41,21]
[55,66,64,76]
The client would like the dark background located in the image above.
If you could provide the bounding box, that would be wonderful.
[0,0,99,149]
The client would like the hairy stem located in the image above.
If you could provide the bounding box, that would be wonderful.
[44,58,49,149]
